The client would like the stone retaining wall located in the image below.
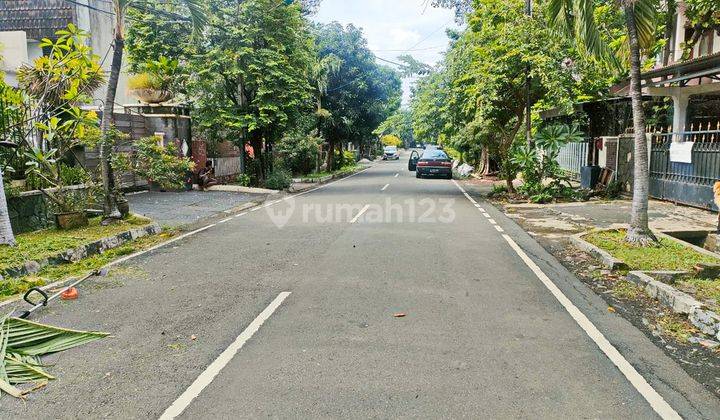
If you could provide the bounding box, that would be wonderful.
[1,223,161,279]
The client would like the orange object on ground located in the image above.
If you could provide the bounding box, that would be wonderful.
[60,287,79,300]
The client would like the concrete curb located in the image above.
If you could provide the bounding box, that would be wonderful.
[289,166,369,193]
[570,232,628,270]
[627,271,720,340]
[2,223,162,279]
[207,185,279,195]
[292,175,333,184]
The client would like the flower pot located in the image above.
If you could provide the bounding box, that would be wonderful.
[54,211,88,230]
[129,88,174,104]
[116,198,130,217]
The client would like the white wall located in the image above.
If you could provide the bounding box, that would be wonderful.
[0,31,30,86]
[75,0,131,107]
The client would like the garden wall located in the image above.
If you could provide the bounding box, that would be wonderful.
[8,190,53,234]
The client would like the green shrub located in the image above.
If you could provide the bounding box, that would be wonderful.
[59,164,90,186]
[236,173,251,187]
[275,134,322,175]
[132,137,195,190]
[488,184,508,198]
[332,150,357,171]
[511,124,585,202]
[264,169,292,190]
[604,180,623,199]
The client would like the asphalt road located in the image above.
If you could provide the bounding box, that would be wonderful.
[4,153,720,419]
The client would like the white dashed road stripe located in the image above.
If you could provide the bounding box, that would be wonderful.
[381,183,390,191]
[350,204,371,223]
[159,292,292,419]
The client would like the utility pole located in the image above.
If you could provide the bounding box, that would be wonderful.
[525,0,532,145]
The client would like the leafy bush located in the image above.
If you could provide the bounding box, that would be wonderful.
[128,56,179,92]
[131,137,195,190]
[511,124,585,203]
[332,150,357,171]
[128,72,163,90]
[236,173,251,187]
[604,180,623,199]
[487,184,508,198]
[381,134,402,147]
[264,169,292,190]
[59,164,90,186]
[275,133,322,175]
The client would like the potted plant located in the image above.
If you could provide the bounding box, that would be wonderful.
[24,109,99,230]
[51,188,91,229]
[128,57,178,104]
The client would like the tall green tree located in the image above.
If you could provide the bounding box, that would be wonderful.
[375,109,414,146]
[314,23,402,168]
[190,0,315,180]
[548,0,659,244]
[99,0,206,218]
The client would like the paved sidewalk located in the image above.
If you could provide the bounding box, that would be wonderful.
[461,178,717,240]
[127,190,267,227]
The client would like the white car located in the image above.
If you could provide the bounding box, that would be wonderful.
[383,146,400,160]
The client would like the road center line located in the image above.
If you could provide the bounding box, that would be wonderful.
[482,213,491,218]
[394,173,399,178]
[381,183,390,191]
[494,225,504,232]
[501,235,680,420]
[488,219,497,225]
[159,292,292,420]
[350,204,371,223]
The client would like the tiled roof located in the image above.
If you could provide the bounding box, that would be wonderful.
[0,0,76,40]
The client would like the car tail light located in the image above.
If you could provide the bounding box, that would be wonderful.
[439,161,452,167]
[417,161,430,167]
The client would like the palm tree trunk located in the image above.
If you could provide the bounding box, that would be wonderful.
[0,169,16,246]
[325,138,335,170]
[100,32,124,218]
[624,4,657,245]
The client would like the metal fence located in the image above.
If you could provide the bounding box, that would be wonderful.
[649,130,720,210]
[556,140,590,181]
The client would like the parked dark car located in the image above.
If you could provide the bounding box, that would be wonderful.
[409,149,453,179]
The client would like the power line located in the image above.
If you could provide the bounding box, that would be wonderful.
[370,45,445,53]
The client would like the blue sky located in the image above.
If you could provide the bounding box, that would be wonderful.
[312,0,459,105]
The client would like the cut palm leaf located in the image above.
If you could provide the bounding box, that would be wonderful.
[0,314,108,398]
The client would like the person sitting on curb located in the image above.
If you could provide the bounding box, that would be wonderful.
[198,161,218,191]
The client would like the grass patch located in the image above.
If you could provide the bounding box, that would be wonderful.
[0,215,152,272]
[656,313,699,343]
[677,278,720,309]
[0,229,176,300]
[612,279,642,300]
[300,165,361,181]
[584,229,720,272]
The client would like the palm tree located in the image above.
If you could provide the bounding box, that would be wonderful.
[548,0,658,245]
[311,54,342,170]
[100,0,206,217]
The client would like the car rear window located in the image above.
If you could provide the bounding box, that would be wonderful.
[421,150,448,159]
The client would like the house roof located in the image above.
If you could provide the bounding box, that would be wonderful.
[0,0,76,41]
[611,52,720,94]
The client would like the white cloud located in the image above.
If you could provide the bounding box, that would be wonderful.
[312,0,459,105]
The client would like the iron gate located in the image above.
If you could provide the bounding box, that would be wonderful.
[649,131,720,210]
